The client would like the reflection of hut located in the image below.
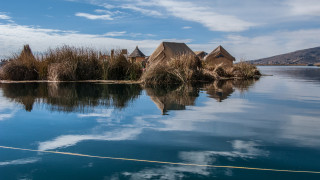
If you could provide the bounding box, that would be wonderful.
[129,46,146,63]
[205,81,234,102]
[148,42,195,65]
[145,85,198,115]
[205,45,235,67]
[194,51,208,60]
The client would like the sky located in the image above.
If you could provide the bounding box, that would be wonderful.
[0,0,320,60]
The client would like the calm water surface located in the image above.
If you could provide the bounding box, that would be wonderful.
[0,66,320,180]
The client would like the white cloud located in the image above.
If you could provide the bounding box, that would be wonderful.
[287,0,320,16]
[120,4,163,17]
[0,23,184,58]
[79,0,255,32]
[1,11,319,60]
[190,28,320,60]
[0,13,11,20]
[75,12,113,20]
[103,31,127,37]
[103,3,116,9]
[0,12,14,23]
[182,26,192,29]
[156,0,255,32]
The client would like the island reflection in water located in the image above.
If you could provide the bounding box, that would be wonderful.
[1,67,320,180]
[0,83,142,112]
[0,79,258,114]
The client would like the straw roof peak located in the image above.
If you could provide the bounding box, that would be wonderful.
[209,45,235,61]
[129,46,145,58]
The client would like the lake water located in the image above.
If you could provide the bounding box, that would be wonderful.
[0,66,320,180]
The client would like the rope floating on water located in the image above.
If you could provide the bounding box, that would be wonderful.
[0,145,319,174]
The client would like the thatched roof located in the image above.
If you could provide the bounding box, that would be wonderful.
[129,46,145,58]
[206,45,235,61]
[194,51,208,60]
[194,51,206,56]
[148,42,195,64]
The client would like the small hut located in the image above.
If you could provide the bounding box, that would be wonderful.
[111,49,128,59]
[194,51,208,60]
[205,45,235,67]
[129,46,146,63]
[148,42,196,65]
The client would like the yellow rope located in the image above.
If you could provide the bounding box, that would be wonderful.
[0,145,319,174]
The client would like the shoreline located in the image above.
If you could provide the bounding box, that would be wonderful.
[254,64,312,66]
[0,76,264,84]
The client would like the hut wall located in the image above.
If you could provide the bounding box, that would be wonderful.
[206,57,233,67]
[136,57,146,63]
[130,57,146,63]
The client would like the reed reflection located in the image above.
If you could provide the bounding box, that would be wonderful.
[0,83,142,112]
[0,79,258,114]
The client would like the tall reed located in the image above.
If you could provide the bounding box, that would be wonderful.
[0,45,144,81]
[0,45,39,80]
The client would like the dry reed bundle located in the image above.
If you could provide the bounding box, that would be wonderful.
[142,54,202,84]
[0,45,39,80]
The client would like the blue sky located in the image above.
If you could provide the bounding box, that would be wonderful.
[1,0,320,60]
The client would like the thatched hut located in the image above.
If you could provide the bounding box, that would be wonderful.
[194,51,208,60]
[148,42,196,65]
[129,46,146,63]
[205,45,235,67]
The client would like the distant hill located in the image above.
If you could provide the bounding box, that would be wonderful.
[249,47,320,65]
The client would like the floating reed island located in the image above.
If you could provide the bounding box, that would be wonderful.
[0,42,261,84]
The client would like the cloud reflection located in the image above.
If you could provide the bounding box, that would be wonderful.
[0,157,40,166]
[37,97,254,151]
[0,91,18,121]
[281,115,320,147]
[38,128,142,151]
[120,140,268,179]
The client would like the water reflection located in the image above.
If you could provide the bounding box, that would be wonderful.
[145,84,200,115]
[145,79,258,115]
[259,66,320,82]
[0,83,142,112]
[2,67,320,179]
[0,79,259,115]
[109,140,268,180]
